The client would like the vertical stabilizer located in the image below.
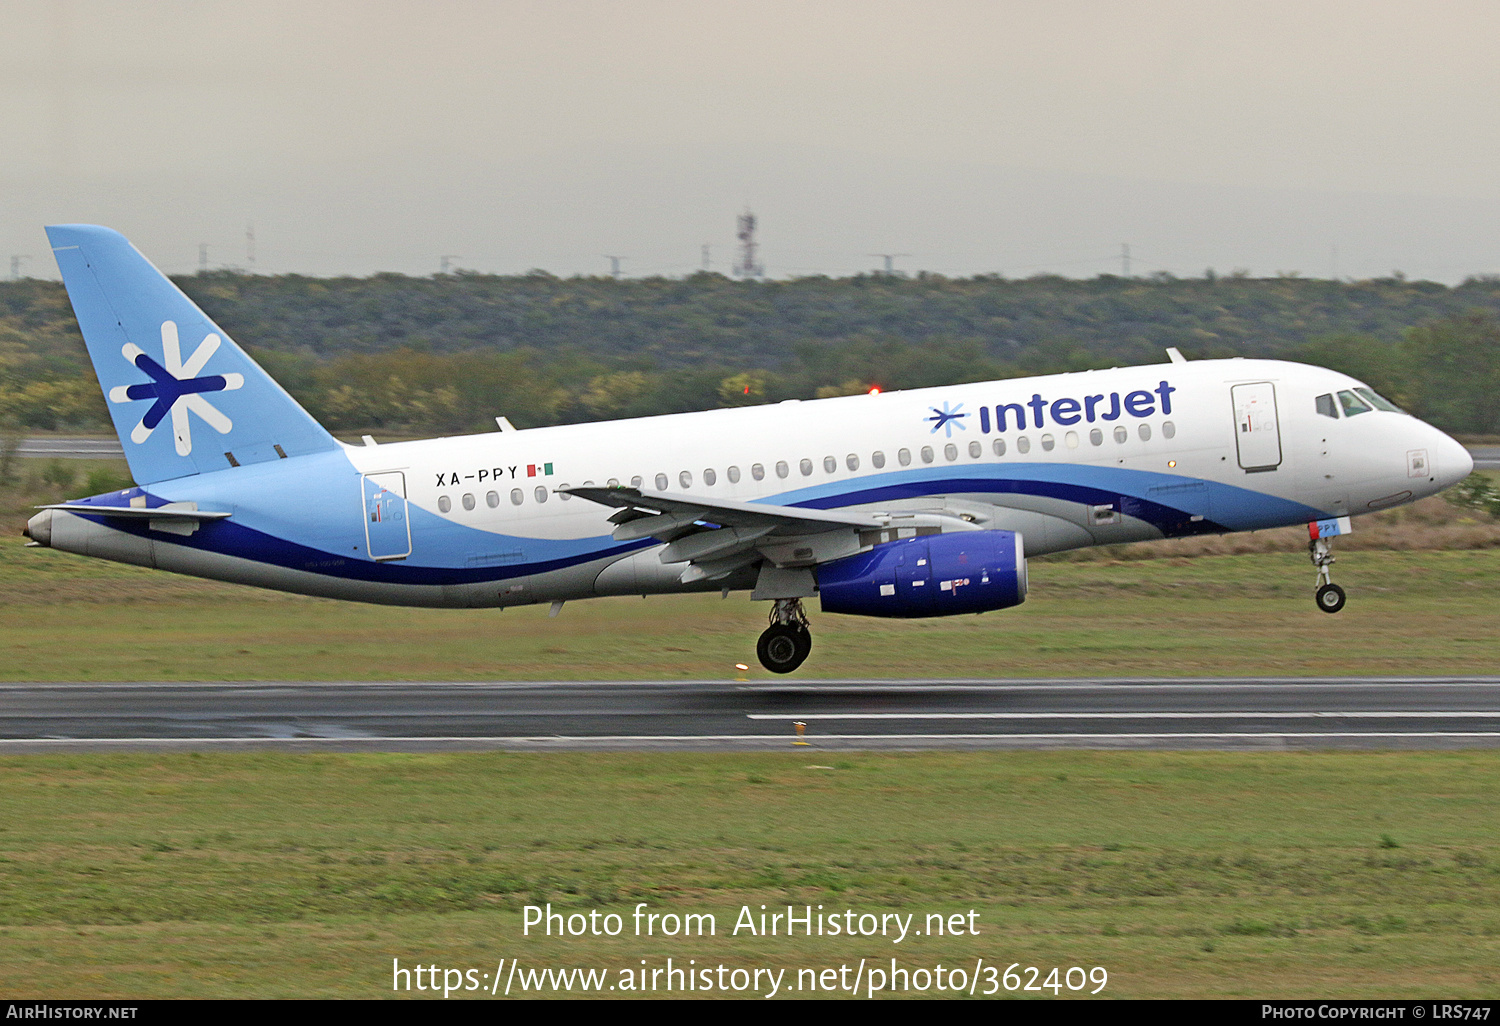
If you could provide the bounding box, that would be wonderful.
[46,224,338,484]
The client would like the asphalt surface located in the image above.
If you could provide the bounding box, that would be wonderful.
[1469,445,1500,470]
[16,437,124,459]
[3,677,1500,751]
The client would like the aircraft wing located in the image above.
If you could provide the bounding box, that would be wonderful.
[561,485,896,583]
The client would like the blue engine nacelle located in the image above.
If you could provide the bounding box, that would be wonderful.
[815,531,1027,618]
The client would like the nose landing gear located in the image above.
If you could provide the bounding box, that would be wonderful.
[757,598,812,673]
[1310,533,1346,614]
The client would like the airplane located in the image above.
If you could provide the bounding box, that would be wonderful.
[23,225,1475,673]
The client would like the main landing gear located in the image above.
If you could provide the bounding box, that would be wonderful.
[1310,534,1346,614]
[757,598,812,673]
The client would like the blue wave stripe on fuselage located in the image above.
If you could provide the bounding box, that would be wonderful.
[768,463,1325,533]
[75,512,654,587]
[76,461,1326,587]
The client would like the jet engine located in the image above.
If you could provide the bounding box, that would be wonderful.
[815,530,1027,617]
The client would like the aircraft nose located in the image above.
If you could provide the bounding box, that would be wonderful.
[1436,431,1474,487]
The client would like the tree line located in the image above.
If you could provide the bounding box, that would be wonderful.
[1,270,1497,436]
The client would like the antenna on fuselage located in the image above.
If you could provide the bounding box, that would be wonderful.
[1166,347,1187,364]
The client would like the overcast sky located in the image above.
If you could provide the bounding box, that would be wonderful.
[5,1,1500,281]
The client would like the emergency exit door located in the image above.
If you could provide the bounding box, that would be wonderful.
[362,472,412,561]
[1231,382,1282,472]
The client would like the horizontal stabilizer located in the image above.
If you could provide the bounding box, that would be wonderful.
[40,503,231,521]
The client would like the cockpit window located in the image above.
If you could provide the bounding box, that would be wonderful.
[1315,393,1339,419]
[1355,387,1403,413]
[1337,389,1373,417]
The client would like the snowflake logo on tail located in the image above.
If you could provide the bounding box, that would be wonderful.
[108,321,244,456]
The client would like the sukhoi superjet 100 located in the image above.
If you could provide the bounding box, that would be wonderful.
[25,226,1473,672]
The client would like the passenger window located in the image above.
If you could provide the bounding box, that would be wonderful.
[872,451,886,468]
[846,454,860,471]
[704,468,716,486]
[823,456,837,473]
[679,470,693,489]
[1040,434,1055,451]
[1355,387,1402,413]
[1017,437,1031,454]
[993,438,1006,456]
[1089,428,1103,446]
[655,473,669,490]
[752,463,766,481]
[775,461,789,479]
[728,466,741,483]
[534,486,548,503]
[1337,390,1372,417]
[1162,421,1176,439]
[1114,426,1128,443]
[968,440,982,458]
[799,458,813,476]
[920,446,934,463]
[486,491,500,507]
[510,488,523,506]
[1064,431,1079,449]
[1138,424,1152,441]
[462,493,475,511]
[944,443,957,461]
[606,477,619,487]
[898,448,912,466]
[438,495,451,513]
[630,475,643,488]
[1316,393,1339,419]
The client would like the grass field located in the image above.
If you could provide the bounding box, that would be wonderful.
[2,750,1498,998]
[2,466,1499,997]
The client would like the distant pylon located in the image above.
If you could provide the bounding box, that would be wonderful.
[733,210,763,278]
[869,253,910,276]
[701,244,711,272]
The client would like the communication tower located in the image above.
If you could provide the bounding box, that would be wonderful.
[733,210,764,278]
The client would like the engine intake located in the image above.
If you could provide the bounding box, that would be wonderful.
[815,531,1027,618]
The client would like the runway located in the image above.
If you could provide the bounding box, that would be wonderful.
[4,677,1500,751]
[16,437,124,459]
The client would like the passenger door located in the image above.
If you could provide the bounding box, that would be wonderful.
[1231,382,1283,472]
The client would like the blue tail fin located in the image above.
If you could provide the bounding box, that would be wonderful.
[46,224,339,484]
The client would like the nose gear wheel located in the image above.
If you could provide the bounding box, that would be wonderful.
[1309,535,1346,614]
